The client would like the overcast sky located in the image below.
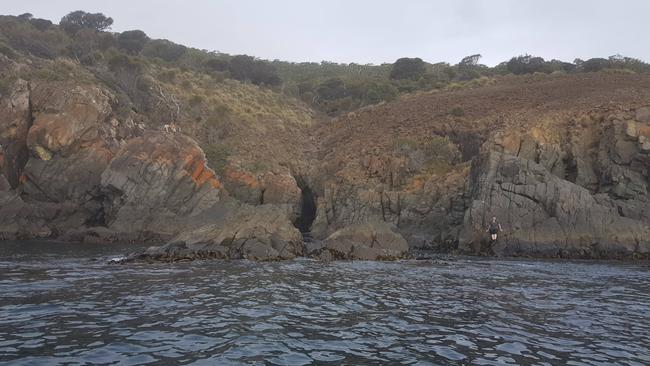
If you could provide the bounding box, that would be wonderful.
[3,0,649,66]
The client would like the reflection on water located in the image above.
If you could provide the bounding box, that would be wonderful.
[1,241,649,365]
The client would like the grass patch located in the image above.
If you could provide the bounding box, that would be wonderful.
[203,144,231,174]
[449,106,465,117]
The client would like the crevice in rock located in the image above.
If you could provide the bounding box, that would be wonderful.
[293,176,317,234]
[3,83,34,189]
[563,151,578,183]
[448,131,485,162]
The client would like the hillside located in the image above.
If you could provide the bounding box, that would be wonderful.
[308,72,650,257]
[0,12,649,260]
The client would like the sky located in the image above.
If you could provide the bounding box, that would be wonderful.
[3,0,649,66]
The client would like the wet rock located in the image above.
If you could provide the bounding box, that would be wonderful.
[129,204,304,261]
[309,221,409,260]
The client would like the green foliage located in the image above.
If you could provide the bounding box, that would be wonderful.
[203,144,231,174]
[390,57,427,80]
[142,39,186,62]
[424,135,460,165]
[449,106,465,117]
[228,55,281,86]
[581,58,609,72]
[204,58,229,72]
[364,81,398,104]
[1,11,649,120]
[0,78,11,96]
[60,10,113,34]
[117,30,148,54]
[0,41,16,59]
[316,78,348,100]
[159,69,177,82]
[189,94,204,106]
[107,53,144,95]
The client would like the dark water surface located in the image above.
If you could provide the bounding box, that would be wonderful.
[1,241,649,365]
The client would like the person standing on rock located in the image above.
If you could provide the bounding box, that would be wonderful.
[486,216,502,241]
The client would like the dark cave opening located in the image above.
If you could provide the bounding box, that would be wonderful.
[294,181,317,233]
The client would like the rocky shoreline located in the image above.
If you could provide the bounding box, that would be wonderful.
[1,66,649,261]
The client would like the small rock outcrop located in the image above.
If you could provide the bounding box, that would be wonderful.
[309,221,409,260]
[128,204,304,261]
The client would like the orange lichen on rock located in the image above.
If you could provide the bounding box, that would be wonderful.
[181,154,222,189]
[224,167,260,188]
[638,125,650,139]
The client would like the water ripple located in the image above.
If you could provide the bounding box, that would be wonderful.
[0,242,649,365]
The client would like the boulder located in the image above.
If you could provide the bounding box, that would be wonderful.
[101,132,228,241]
[309,221,409,260]
[21,83,124,202]
[128,204,304,261]
[636,106,650,123]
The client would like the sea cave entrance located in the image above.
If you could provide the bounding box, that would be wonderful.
[293,180,317,234]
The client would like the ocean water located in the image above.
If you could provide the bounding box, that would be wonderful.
[1,241,649,365]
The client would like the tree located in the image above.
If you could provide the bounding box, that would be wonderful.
[17,13,33,21]
[29,18,53,31]
[506,55,547,74]
[228,55,281,86]
[316,78,348,100]
[117,30,148,54]
[107,53,144,97]
[142,39,187,62]
[581,58,609,72]
[457,54,483,81]
[459,54,481,67]
[390,57,426,80]
[204,58,229,72]
[365,81,398,104]
[60,10,113,34]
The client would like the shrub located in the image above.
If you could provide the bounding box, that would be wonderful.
[364,81,398,104]
[203,144,231,174]
[0,42,16,59]
[204,58,229,72]
[228,55,281,86]
[316,78,348,100]
[117,30,148,54]
[390,57,426,80]
[449,106,465,117]
[424,135,460,164]
[29,18,53,31]
[159,69,177,82]
[142,39,187,62]
[189,94,204,106]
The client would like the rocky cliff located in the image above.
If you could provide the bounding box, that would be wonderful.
[1,50,649,260]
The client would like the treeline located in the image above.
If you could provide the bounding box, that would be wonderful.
[1,11,649,116]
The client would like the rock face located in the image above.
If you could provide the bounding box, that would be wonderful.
[129,204,304,261]
[459,150,650,258]
[309,221,409,260]
[99,132,228,242]
[310,137,468,250]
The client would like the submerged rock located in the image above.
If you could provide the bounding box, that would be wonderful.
[309,221,409,260]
